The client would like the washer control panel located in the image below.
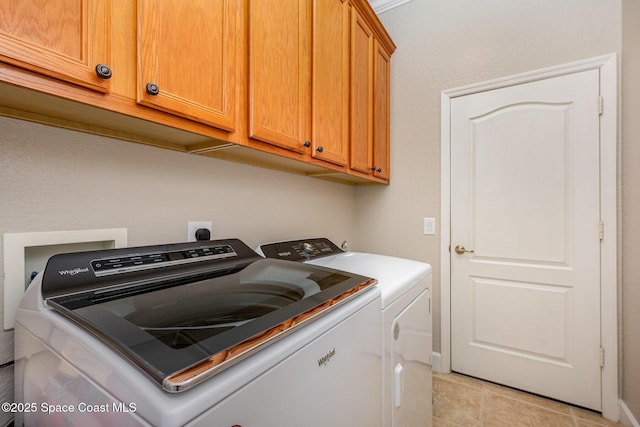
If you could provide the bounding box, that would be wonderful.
[91,244,237,277]
[259,238,343,261]
[41,238,260,299]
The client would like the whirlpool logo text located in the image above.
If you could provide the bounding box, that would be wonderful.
[58,268,90,276]
[317,348,336,367]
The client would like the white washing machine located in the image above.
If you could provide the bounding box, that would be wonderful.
[258,238,433,427]
[14,239,383,427]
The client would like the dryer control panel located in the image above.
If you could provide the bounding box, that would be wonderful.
[259,238,343,262]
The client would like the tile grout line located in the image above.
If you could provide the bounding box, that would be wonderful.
[479,383,487,427]
[569,407,579,427]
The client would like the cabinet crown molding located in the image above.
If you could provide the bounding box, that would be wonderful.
[368,0,413,14]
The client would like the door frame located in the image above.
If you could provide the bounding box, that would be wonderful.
[439,54,618,420]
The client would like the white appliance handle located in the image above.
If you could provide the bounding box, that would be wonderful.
[394,363,404,407]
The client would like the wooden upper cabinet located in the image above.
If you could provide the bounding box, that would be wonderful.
[372,40,391,180]
[311,0,349,166]
[0,0,393,184]
[249,0,310,153]
[137,0,236,131]
[349,7,374,175]
[0,0,111,92]
[349,5,392,182]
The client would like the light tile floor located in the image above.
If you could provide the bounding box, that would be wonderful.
[433,372,623,427]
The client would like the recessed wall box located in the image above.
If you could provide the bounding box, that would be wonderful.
[3,228,127,330]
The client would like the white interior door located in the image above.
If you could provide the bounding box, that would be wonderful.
[450,69,602,410]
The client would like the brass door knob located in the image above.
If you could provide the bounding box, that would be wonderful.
[454,245,474,255]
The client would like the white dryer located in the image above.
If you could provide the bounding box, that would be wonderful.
[258,238,433,427]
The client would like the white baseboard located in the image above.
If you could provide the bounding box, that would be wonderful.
[620,400,640,427]
[432,352,444,373]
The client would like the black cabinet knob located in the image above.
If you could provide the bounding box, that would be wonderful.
[95,64,112,80]
[316,146,324,153]
[371,166,377,171]
[146,82,160,96]
[303,141,311,148]
[377,168,382,173]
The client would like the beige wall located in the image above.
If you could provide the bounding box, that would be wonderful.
[622,0,640,421]
[355,0,636,420]
[0,117,357,252]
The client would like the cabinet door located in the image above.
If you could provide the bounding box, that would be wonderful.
[0,0,110,92]
[349,8,374,175]
[372,40,391,180]
[249,0,310,153]
[311,0,349,166]
[137,0,236,131]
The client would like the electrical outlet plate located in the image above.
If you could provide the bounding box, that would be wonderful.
[187,221,212,242]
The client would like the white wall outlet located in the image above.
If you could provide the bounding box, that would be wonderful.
[423,218,436,235]
[187,221,212,242]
